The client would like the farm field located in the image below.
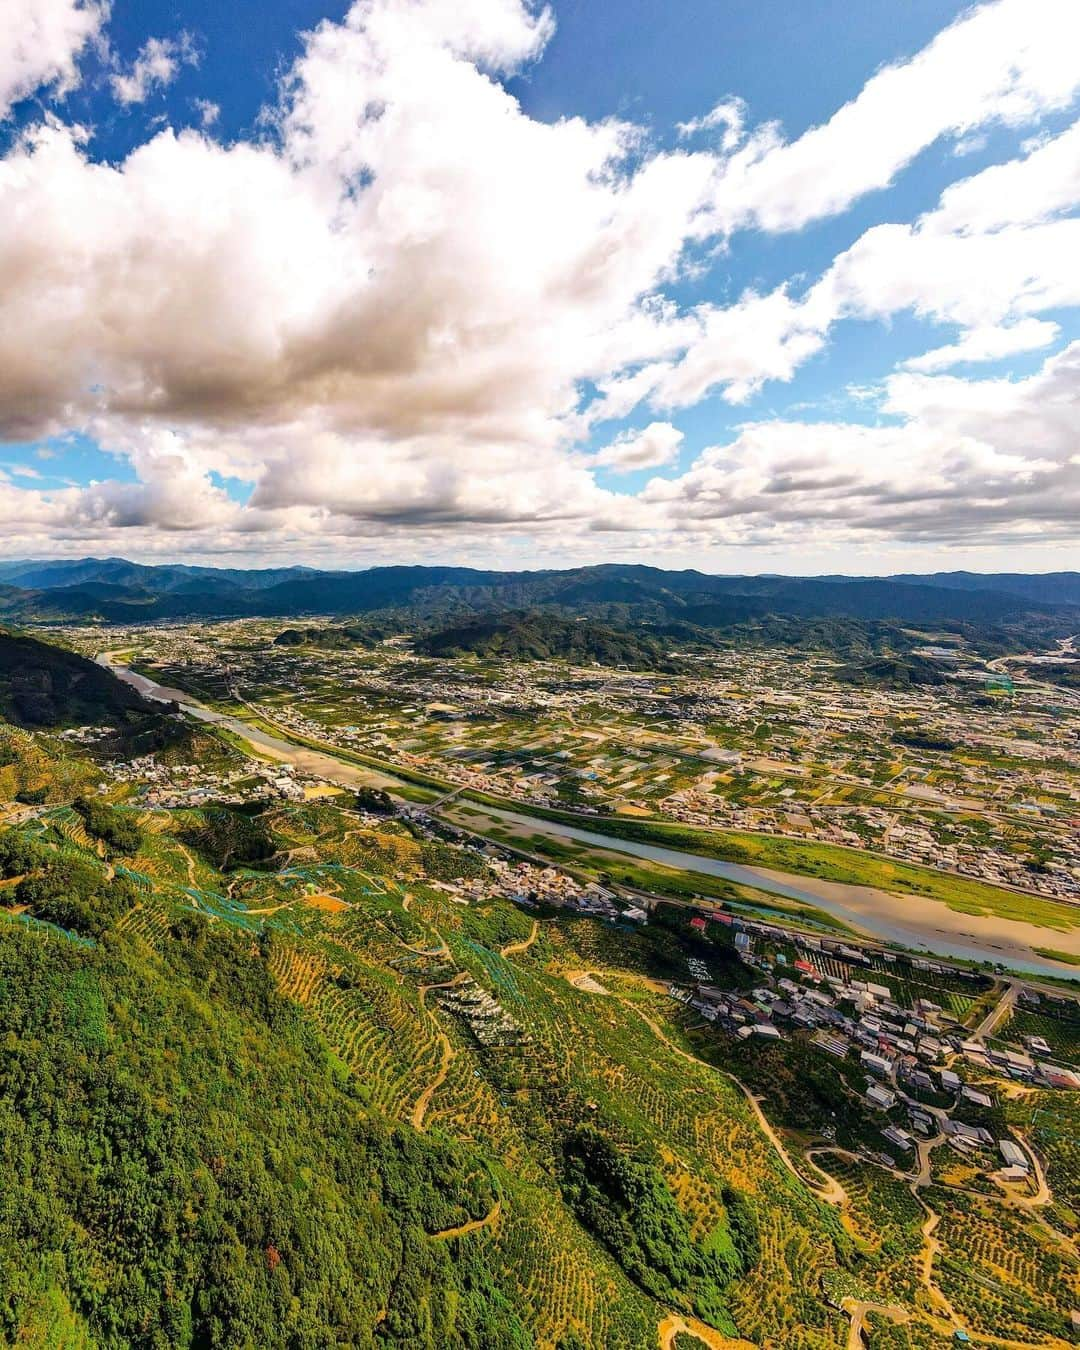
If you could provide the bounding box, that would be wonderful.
[68,617,1080,928]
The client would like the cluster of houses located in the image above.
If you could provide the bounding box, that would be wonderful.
[102,752,309,806]
[407,810,631,919]
[668,918,1077,1173]
[491,859,622,919]
[661,775,1078,902]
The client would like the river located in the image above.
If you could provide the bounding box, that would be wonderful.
[100,654,1079,980]
[97,654,403,791]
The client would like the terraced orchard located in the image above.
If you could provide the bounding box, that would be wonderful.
[1,741,1078,1349]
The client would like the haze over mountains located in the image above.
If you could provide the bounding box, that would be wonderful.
[0,558,1077,630]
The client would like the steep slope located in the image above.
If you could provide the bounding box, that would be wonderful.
[0,630,158,728]
[0,721,850,1348]
[0,924,529,1349]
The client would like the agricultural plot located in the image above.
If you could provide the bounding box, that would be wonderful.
[489,1174,659,1350]
[3,717,1078,1350]
[810,949,988,1019]
[932,1192,1078,1344]
[114,897,174,946]
[816,1157,923,1304]
[1006,1092,1080,1235]
[1004,1005,1080,1065]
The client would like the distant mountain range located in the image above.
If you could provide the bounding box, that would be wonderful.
[0,557,1076,632]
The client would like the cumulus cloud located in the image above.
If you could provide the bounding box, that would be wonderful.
[645,342,1080,544]
[901,319,1060,372]
[0,0,1078,563]
[677,98,745,150]
[651,289,830,408]
[0,0,714,496]
[655,119,1080,408]
[1,0,106,119]
[593,421,684,472]
[110,34,197,106]
[192,97,219,127]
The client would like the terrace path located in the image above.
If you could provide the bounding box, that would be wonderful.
[615,996,847,1207]
[499,918,540,958]
[657,1313,756,1349]
[409,970,468,1130]
[972,979,1021,1041]
[842,1298,907,1350]
[428,1198,501,1240]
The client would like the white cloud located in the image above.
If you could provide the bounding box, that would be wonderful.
[654,120,1080,408]
[651,288,829,408]
[110,34,197,106]
[901,318,1060,372]
[704,0,1080,236]
[0,0,1078,564]
[930,116,1080,233]
[645,342,1080,545]
[0,0,715,509]
[0,0,107,119]
[192,97,219,127]
[593,421,683,472]
[677,97,745,150]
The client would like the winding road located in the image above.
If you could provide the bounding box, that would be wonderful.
[606,993,848,1207]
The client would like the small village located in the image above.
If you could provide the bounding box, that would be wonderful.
[672,912,1079,1177]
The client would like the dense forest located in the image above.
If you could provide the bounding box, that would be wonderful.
[415,612,671,668]
[833,654,951,689]
[0,630,155,728]
[0,629,190,758]
[273,621,399,648]
[0,923,525,1349]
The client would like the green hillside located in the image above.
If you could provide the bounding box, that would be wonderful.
[1,674,1075,1349]
[833,654,950,689]
[0,629,200,763]
[416,611,670,668]
[0,629,157,728]
[0,737,852,1349]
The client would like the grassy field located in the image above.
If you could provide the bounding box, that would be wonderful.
[1033,945,1080,966]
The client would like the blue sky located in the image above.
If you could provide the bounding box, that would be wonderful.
[0,0,1078,572]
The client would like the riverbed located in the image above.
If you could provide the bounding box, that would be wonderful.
[98,654,402,790]
[101,655,1080,980]
[460,804,1080,977]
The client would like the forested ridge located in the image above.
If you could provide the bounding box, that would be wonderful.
[415,611,670,668]
[0,925,522,1348]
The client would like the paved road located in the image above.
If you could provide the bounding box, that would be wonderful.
[973,979,1020,1041]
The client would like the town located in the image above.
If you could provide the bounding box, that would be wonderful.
[61,617,1080,903]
